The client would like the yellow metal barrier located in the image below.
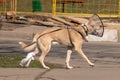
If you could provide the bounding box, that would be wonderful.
[0,0,7,15]
[54,0,120,17]
[0,0,16,19]
[0,0,120,18]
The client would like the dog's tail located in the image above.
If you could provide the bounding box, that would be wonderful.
[19,31,43,52]
[19,41,36,52]
[19,32,41,52]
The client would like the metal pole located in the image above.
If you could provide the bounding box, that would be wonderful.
[15,0,17,13]
[11,0,13,12]
[62,3,64,12]
[4,0,6,16]
[52,0,56,15]
[72,2,75,13]
[119,0,120,17]
[12,0,17,20]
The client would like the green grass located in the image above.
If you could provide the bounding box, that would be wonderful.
[0,54,23,68]
[0,54,63,68]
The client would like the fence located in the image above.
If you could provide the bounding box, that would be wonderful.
[0,0,120,17]
[54,0,120,17]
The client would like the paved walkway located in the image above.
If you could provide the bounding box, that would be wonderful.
[0,66,120,80]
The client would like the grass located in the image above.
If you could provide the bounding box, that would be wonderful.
[0,54,23,68]
[0,54,63,68]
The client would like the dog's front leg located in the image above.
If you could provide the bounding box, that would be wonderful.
[66,46,73,69]
[76,48,94,67]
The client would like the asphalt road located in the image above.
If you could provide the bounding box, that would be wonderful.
[0,40,120,80]
[0,39,120,66]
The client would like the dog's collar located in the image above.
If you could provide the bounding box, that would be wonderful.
[81,24,88,36]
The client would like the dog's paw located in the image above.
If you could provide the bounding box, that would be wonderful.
[19,63,24,67]
[44,66,50,69]
[89,63,95,67]
[67,66,73,69]
[19,62,27,68]
[19,58,27,67]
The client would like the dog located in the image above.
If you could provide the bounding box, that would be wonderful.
[19,14,104,69]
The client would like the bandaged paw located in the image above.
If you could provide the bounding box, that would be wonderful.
[19,52,35,67]
[19,58,28,67]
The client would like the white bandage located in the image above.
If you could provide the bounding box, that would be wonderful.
[26,52,35,61]
[20,52,35,67]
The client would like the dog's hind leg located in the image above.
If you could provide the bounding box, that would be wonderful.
[39,51,50,69]
[20,48,39,67]
[66,46,73,69]
[74,43,94,67]
[38,40,51,69]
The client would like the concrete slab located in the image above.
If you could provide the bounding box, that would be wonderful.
[0,67,120,80]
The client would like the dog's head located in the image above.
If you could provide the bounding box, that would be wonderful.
[86,14,104,37]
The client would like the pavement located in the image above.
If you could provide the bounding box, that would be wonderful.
[0,23,120,80]
[0,67,120,80]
